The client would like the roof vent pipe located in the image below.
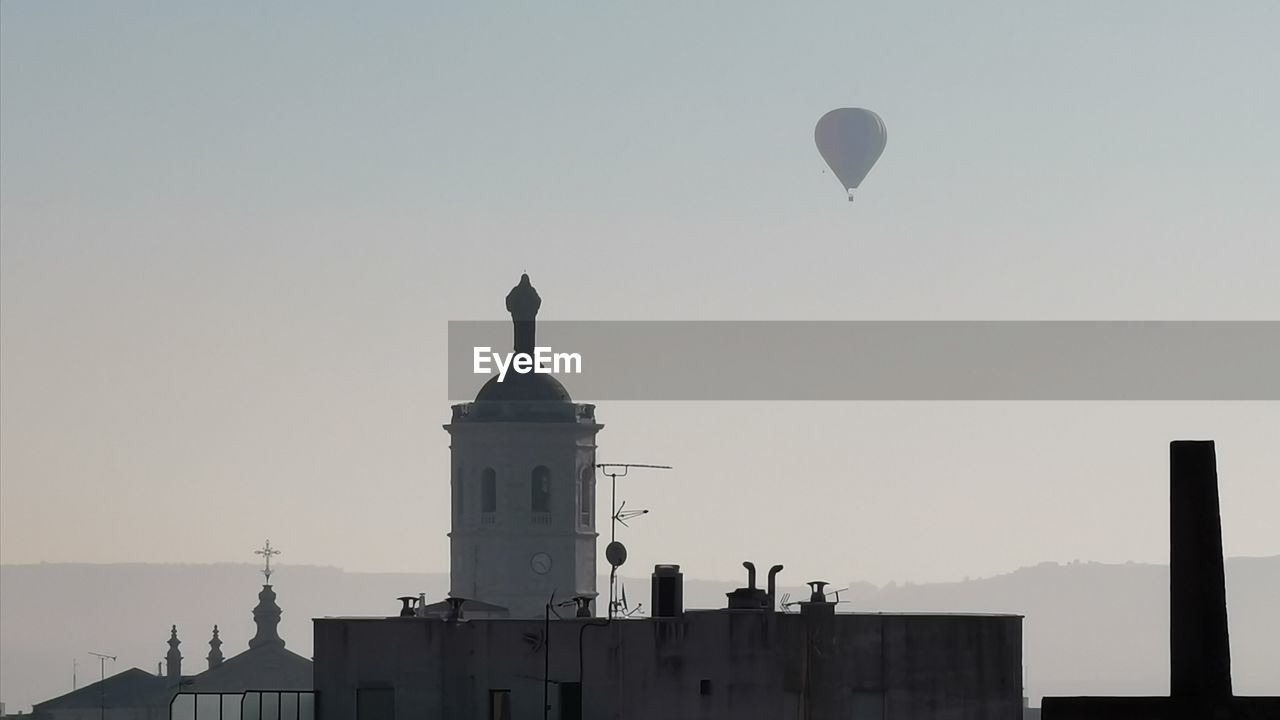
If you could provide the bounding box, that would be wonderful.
[767,565,784,611]
[397,596,416,617]
[726,561,772,610]
[807,581,830,603]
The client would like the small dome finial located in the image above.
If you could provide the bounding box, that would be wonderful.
[505,274,542,354]
[165,626,183,679]
[207,625,224,669]
[249,584,285,649]
[506,274,541,321]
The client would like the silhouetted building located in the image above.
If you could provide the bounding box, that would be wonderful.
[30,668,168,720]
[177,578,310,694]
[312,276,1025,719]
[30,560,310,720]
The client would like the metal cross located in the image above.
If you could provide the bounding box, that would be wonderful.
[254,540,281,582]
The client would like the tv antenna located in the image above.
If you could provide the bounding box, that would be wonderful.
[780,585,850,611]
[617,580,644,618]
[596,463,671,619]
[88,652,116,720]
[88,651,116,680]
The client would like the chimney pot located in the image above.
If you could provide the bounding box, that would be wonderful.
[651,564,684,617]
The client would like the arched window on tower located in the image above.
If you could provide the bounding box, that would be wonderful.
[578,466,593,527]
[531,466,551,517]
[481,468,498,521]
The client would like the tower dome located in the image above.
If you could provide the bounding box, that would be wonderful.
[474,371,572,403]
[463,273,577,416]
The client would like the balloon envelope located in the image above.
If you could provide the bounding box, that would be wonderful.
[815,108,887,199]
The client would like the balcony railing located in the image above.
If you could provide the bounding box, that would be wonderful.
[531,511,552,525]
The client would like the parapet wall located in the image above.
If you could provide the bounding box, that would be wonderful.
[314,609,1022,720]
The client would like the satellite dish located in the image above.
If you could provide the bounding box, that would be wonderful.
[606,541,628,568]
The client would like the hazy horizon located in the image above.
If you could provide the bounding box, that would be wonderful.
[3,2,1277,593]
[4,550,1280,583]
[3,557,1278,711]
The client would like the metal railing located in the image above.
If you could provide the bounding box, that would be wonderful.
[170,691,315,720]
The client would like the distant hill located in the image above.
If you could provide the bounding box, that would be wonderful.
[1,558,1276,711]
[841,556,1280,702]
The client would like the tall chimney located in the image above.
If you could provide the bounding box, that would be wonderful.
[651,564,684,618]
[1169,440,1232,700]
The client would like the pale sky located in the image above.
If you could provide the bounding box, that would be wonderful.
[2,1,1277,586]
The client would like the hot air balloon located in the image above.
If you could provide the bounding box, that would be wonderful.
[815,108,887,201]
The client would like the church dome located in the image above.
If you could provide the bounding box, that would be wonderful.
[474,370,572,403]
[469,274,574,406]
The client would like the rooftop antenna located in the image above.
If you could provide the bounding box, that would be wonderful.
[88,651,116,680]
[88,652,116,720]
[618,581,644,618]
[781,586,850,611]
[596,463,671,619]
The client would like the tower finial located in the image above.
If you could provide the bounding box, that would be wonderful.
[254,539,280,583]
[207,625,224,669]
[505,274,542,354]
[250,541,286,649]
[249,584,286,649]
[165,625,182,680]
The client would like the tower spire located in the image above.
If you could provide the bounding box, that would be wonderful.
[207,625,224,669]
[249,542,285,649]
[505,273,541,354]
[165,625,182,680]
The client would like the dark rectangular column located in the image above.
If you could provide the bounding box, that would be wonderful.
[1169,440,1232,701]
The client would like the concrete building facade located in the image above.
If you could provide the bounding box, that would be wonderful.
[314,601,1022,720]
[29,568,310,720]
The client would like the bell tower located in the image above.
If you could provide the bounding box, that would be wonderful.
[446,275,602,618]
